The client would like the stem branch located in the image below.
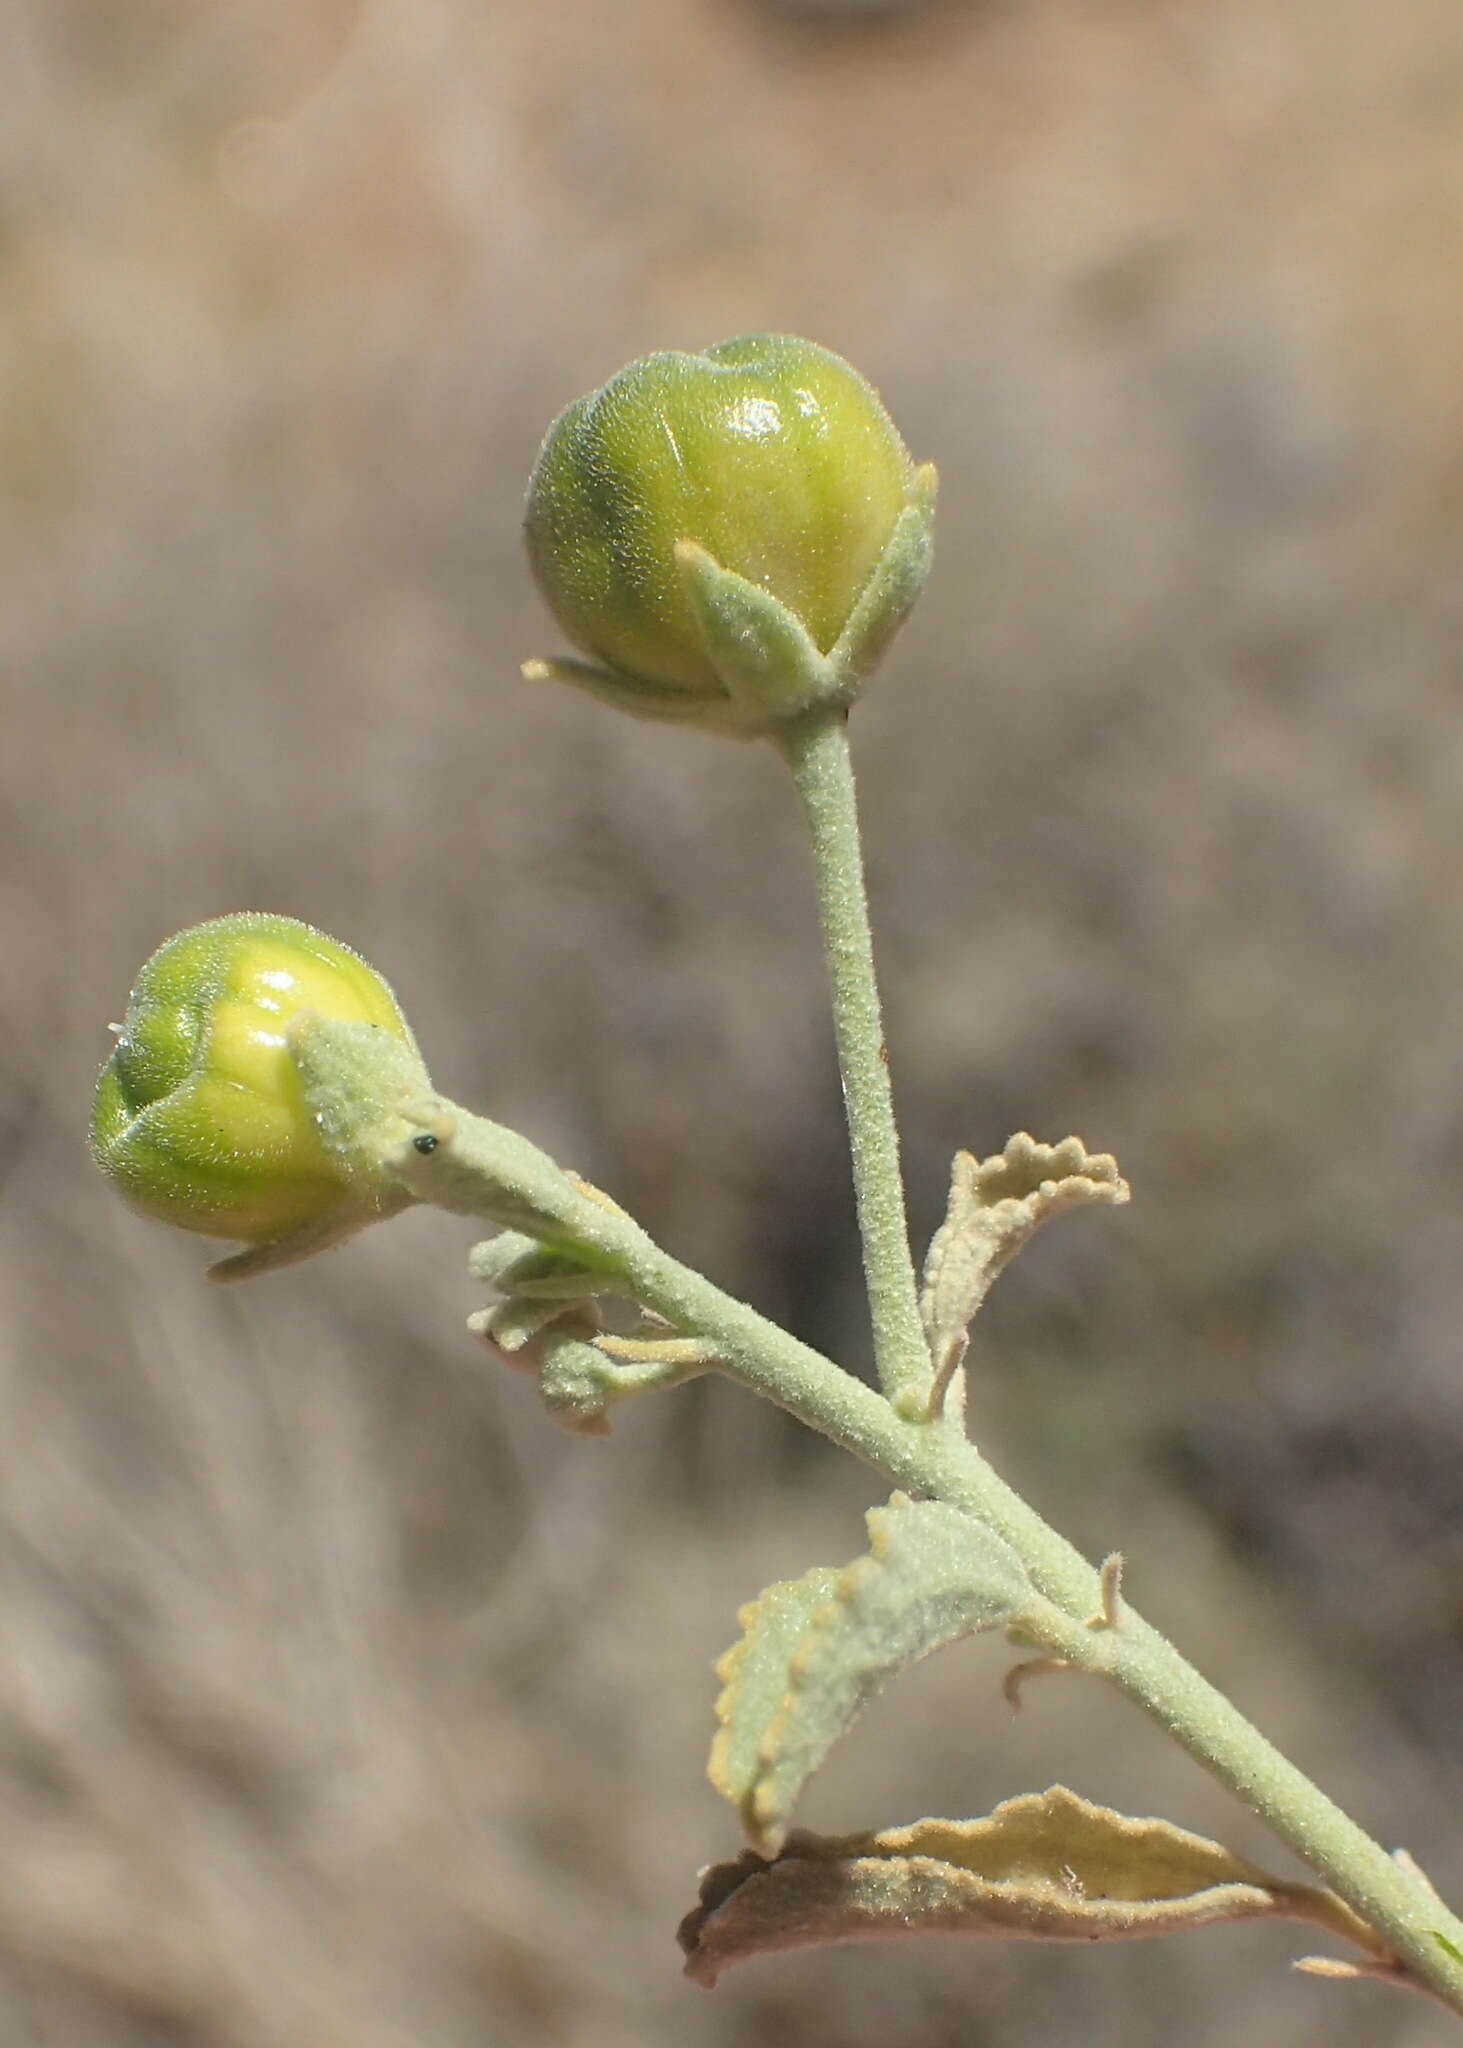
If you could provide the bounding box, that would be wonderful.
[389,1112,1463,2011]
[776,708,931,1411]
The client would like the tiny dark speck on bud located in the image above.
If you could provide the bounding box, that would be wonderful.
[412,1133,439,1155]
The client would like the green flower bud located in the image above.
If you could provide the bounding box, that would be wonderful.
[523,334,936,735]
[92,913,426,1264]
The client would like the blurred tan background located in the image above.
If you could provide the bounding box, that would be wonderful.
[4,0,1463,2041]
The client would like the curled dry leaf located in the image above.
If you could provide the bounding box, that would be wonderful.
[920,1135,1129,1417]
[709,1497,1043,1855]
[679,1787,1386,1988]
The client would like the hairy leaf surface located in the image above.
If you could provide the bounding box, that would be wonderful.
[711,1496,1039,1853]
[681,1787,1382,1987]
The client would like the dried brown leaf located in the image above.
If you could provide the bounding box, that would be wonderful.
[920,1135,1129,1416]
[680,1787,1383,1988]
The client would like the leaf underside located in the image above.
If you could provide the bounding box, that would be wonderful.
[680,1787,1383,1988]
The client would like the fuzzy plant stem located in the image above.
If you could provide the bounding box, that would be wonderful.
[775,707,932,1414]
[385,1098,1463,2012]
[357,703,1463,2008]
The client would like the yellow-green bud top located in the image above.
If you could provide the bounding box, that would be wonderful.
[92,913,418,1247]
[524,335,932,728]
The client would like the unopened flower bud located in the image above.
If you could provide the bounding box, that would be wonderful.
[92,913,424,1261]
[523,334,935,734]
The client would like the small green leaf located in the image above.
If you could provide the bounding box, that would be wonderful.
[921,1135,1129,1419]
[467,1231,552,1288]
[533,1330,618,1437]
[474,1293,576,1355]
[679,1787,1385,1988]
[711,1496,1041,1854]
[710,1566,844,1827]
[468,1237,637,1355]
[1435,1931,1463,1965]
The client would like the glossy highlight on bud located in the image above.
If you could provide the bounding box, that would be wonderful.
[523,334,936,734]
[92,913,420,1254]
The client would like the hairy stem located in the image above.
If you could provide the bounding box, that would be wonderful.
[776,708,931,1411]
[387,1108,1463,2012]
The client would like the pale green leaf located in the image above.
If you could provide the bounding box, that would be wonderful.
[712,1495,1040,1854]
[710,1566,844,1827]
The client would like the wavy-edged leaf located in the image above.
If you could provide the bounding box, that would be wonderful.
[921,1135,1130,1417]
[711,1496,1041,1854]
[680,1787,1384,1988]
[710,1566,843,1827]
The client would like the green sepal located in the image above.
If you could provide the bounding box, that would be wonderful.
[207,1198,414,1283]
[520,657,762,739]
[285,1012,435,1186]
[202,1009,435,1281]
[829,463,938,688]
[673,541,839,724]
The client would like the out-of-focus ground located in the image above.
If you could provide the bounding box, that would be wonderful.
[3,0,1463,2040]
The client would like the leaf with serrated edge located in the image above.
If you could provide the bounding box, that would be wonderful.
[718,1496,1040,1855]
[921,1135,1130,1415]
[679,1787,1385,1988]
[710,1566,843,1829]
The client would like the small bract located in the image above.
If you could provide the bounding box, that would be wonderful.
[523,334,936,735]
[92,913,421,1251]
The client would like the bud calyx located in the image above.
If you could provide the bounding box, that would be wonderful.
[523,334,936,735]
[92,912,430,1272]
